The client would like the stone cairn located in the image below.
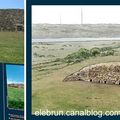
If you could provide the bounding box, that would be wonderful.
[63,63,120,85]
[0,9,24,31]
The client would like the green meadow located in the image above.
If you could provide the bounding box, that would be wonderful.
[8,87,24,109]
[32,40,120,114]
[0,32,24,64]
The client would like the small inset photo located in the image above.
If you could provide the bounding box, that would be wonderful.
[6,64,24,110]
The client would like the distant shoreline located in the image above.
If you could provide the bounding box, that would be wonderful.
[32,38,120,43]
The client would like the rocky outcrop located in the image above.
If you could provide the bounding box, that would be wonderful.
[63,63,120,85]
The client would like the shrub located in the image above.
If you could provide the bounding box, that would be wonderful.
[90,47,100,56]
[100,47,112,52]
[100,49,114,56]
[64,48,91,63]
[77,48,91,59]
[64,46,115,64]
[106,50,114,56]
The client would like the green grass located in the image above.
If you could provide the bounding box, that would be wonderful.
[32,40,120,64]
[8,87,24,109]
[32,41,120,114]
[32,56,120,114]
[0,32,24,63]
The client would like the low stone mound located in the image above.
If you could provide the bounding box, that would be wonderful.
[63,63,120,85]
[0,9,24,31]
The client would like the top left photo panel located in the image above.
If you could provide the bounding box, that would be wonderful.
[0,0,24,64]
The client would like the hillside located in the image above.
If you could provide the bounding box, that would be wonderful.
[32,24,120,39]
[0,9,24,31]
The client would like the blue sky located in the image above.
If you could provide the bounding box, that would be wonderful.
[6,65,24,84]
[0,0,24,9]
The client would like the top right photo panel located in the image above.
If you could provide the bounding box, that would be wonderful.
[32,5,120,116]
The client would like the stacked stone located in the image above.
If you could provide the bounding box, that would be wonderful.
[0,9,24,31]
[63,63,120,85]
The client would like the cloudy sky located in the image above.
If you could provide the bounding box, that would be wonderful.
[32,5,120,24]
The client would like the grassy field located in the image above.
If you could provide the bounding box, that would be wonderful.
[32,40,120,114]
[32,40,119,64]
[8,87,24,109]
[0,32,24,63]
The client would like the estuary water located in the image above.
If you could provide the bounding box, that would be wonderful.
[32,38,120,43]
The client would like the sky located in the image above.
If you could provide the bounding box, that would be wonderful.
[6,65,24,84]
[32,6,120,24]
[0,0,24,9]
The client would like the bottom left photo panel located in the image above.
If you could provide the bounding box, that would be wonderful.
[0,63,24,120]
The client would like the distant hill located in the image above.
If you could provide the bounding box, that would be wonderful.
[0,9,24,31]
[8,83,24,88]
[32,24,120,39]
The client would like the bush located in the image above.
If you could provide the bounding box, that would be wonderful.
[100,49,114,56]
[106,50,114,56]
[90,47,100,56]
[64,46,115,64]
[100,47,112,52]
[64,48,91,63]
[77,48,91,59]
